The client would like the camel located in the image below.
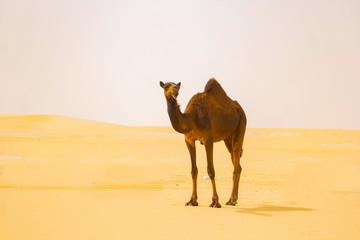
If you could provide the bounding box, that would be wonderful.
[160,78,247,208]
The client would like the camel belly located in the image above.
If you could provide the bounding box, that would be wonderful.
[211,124,237,142]
[185,129,234,144]
[185,118,238,144]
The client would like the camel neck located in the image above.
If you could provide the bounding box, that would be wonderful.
[166,97,192,134]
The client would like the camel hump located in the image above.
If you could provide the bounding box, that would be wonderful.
[204,78,228,97]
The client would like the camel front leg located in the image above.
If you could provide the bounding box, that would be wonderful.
[205,138,221,208]
[185,138,198,206]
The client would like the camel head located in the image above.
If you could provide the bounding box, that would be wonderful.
[160,81,181,100]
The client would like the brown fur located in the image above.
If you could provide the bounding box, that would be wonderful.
[160,78,247,207]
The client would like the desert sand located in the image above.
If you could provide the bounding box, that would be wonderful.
[0,114,359,240]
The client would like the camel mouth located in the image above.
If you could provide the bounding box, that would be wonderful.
[171,93,178,99]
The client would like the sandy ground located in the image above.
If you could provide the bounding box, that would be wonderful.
[0,114,359,240]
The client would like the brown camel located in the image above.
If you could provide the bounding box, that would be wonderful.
[160,78,247,208]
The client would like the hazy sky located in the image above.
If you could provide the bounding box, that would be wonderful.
[1,0,359,129]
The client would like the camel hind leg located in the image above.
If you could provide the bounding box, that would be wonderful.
[226,114,246,206]
[224,135,234,164]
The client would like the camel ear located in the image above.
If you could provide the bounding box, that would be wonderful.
[160,81,165,88]
[177,82,181,88]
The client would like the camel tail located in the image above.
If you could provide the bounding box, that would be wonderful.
[235,99,247,159]
[204,78,228,97]
[234,100,246,118]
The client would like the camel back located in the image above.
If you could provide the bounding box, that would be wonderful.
[204,78,228,98]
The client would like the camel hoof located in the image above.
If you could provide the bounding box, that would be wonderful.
[209,202,221,208]
[185,201,198,206]
[225,200,237,206]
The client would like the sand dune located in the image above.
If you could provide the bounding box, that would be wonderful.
[0,115,359,240]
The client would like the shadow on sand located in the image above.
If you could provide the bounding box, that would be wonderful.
[237,205,315,217]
